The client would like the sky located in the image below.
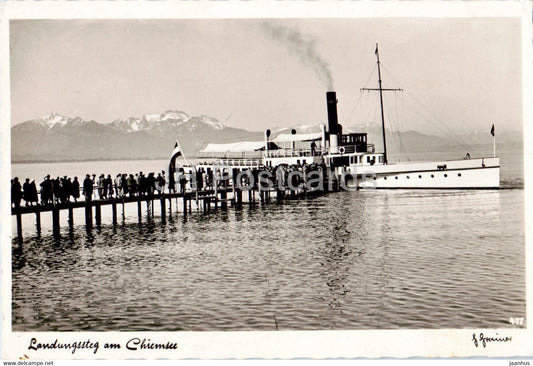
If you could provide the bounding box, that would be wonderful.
[10,17,523,135]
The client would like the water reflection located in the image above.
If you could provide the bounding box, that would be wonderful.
[11,189,526,331]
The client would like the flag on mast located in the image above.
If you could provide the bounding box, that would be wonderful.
[170,140,182,161]
[491,124,496,157]
[168,140,183,191]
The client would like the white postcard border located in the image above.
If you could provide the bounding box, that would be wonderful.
[1,0,532,360]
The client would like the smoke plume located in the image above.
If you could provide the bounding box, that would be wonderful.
[261,22,334,90]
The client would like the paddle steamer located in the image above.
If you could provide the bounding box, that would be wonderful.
[172,45,500,190]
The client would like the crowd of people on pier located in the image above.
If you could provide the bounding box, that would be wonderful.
[11,162,330,209]
[11,171,168,208]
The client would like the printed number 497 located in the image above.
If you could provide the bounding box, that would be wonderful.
[509,317,524,325]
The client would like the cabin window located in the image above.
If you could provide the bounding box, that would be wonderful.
[297,160,300,165]
[395,176,398,180]
[367,156,371,163]
[431,174,434,178]
[458,173,462,177]
[444,174,448,178]
[303,160,306,165]
[384,176,387,180]
[406,176,410,179]
[418,175,422,178]
[332,156,350,166]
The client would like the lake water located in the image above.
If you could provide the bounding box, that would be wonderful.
[10,145,526,331]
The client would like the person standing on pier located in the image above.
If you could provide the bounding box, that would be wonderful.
[115,174,123,198]
[61,176,71,203]
[161,171,166,193]
[127,174,136,197]
[147,172,156,196]
[179,169,187,193]
[97,174,106,199]
[52,177,61,205]
[40,175,52,205]
[121,174,128,197]
[83,174,94,202]
[12,177,22,208]
[23,178,31,206]
[91,174,97,200]
[106,174,114,198]
[29,179,39,206]
[155,173,162,194]
[72,177,80,202]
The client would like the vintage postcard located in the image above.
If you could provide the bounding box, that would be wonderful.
[1,0,532,361]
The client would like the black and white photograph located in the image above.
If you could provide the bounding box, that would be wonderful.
[2,0,532,361]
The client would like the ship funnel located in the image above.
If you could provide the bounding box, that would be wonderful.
[265,129,271,153]
[326,91,339,134]
[326,91,342,152]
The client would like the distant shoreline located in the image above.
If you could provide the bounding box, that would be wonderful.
[11,157,172,164]
[11,142,522,165]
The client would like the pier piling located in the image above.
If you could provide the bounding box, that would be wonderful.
[95,203,101,226]
[68,206,74,226]
[35,209,41,230]
[16,211,22,239]
[52,207,60,235]
[12,177,328,239]
[160,198,166,220]
[112,202,117,225]
[85,203,92,228]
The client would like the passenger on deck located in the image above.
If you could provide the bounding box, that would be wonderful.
[196,168,204,191]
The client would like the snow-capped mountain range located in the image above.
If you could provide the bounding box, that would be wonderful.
[107,111,224,133]
[11,110,256,162]
[11,110,521,162]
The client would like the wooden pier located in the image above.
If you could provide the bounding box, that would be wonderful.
[11,166,338,240]
[11,183,333,240]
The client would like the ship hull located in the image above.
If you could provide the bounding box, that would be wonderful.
[340,157,500,189]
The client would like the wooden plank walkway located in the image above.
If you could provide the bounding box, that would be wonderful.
[11,175,338,241]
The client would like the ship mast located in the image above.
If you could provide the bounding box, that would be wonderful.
[376,44,388,165]
[361,43,402,165]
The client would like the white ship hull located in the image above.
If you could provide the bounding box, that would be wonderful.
[342,157,500,189]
